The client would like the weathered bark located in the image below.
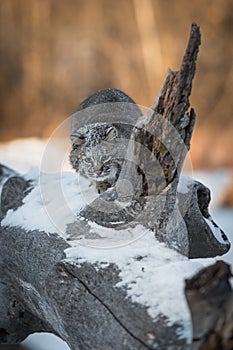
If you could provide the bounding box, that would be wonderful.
[0,227,187,350]
[1,176,32,215]
[116,22,200,198]
[0,345,25,350]
[185,261,233,350]
[132,21,201,195]
[178,180,230,258]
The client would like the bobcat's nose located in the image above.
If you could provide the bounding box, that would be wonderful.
[95,169,102,176]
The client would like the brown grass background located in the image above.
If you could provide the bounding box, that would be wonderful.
[0,0,232,169]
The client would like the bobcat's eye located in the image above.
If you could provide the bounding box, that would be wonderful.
[102,155,111,163]
[84,157,92,164]
[71,133,85,146]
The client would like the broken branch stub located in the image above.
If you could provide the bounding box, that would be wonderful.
[128,23,200,197]
[185,261,233,350]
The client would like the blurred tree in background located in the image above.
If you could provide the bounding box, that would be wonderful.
[0,0,232,168]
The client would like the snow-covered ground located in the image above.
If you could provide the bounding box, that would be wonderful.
[0,138,232,350]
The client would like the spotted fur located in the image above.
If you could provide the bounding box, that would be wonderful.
[69,89,142,193]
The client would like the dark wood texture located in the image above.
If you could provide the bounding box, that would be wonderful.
[185,261,233,350]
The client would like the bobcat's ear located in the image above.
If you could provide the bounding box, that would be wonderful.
[105,127,118,142]
[70,132,85,146]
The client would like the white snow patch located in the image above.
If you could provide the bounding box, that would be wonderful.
[2,170,57,234]
[204,217,229,245]
[178,174,193,194]
[2,169,97,236]
[211,208,233,266]
[66,231,217,342]
[82,222,147,248]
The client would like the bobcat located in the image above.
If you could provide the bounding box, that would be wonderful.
[69,88,142,193]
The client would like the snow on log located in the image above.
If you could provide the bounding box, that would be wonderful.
[0,171,230,349]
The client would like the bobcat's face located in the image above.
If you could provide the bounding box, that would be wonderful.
[70,123,125,192]
[76,142,121,184]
